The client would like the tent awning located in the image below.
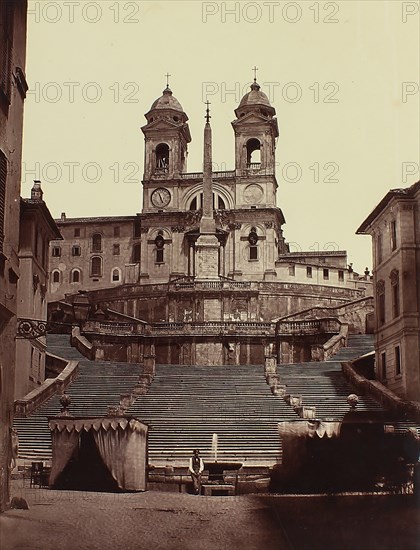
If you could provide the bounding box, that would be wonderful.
[49,416,148,434]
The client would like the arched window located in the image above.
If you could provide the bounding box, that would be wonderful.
[188,193,203,210]
[248,227,259,261]
[52,270,60,283]
[90,256,102,277]
[155,143,169,171]
[246,138,261,166]
[155,231,165,264]
[92,233,102,252]
[189,196,198,210]
[71,269,81,283]
[112,268,121,282]
[188,192,227,211]
[216,195,226,210]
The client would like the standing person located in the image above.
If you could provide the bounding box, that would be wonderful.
[189,449,204,495]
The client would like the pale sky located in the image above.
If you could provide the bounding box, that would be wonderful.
[21,0,420,271]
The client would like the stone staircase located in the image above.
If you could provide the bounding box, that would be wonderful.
[327,334,375,362]
[127,364,297,467]
[13,334,143,460]
[277,335,379,420]
[126,335,380,467]
[14,333,383,467]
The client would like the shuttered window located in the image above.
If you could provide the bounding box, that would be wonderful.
[0,150,7,254]
[0,2,13,104]
[90,256,102,277]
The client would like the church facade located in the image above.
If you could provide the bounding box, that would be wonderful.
[49,80,369,297]
[47,80,372,365]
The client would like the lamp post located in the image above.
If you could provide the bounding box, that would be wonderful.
[17,291,91,338]
[72,291,90,325]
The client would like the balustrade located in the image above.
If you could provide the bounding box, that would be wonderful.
[179,172,202,180]
[172,280,253,292]
[83,317,340,338]
[84,320,145,335]
[180,170,235,180]
[277,317,341,335]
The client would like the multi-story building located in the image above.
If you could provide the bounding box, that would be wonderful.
[49,81,369,301]
[357,180,420,401]
[0,0,28,512]
[15,183,61,398]
[48,214,139,301]
[48,80,373,366]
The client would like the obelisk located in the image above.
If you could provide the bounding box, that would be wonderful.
[195,102,220,280]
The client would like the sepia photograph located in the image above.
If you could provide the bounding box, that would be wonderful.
[1,1,419,548]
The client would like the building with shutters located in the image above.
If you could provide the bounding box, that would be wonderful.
[357,180,420,401]
[15,182,61,399]
[0,0,28,512]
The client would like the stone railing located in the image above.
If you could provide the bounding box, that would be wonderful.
[323,323,349,360]
[277,317,341,335]
[81,280,364,304]
[309,323,348,361]
[71,326,96,360]
[81,317,339,339]
[14,358,79,417]
[105,308,148,325]
[180,171,202,180]
[213,170,235,179]
[246,162,261,170]
[180,170,235,180]
[342,360,420,423]
[151,321,276,337]
[273,296,374,324]
[171,280,253,292]
[83,320,146,336]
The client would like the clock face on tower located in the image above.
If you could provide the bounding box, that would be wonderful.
[151,187,171,208]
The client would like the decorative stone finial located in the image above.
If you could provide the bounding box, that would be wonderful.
[59,392,72,416]
[347,394,359,409]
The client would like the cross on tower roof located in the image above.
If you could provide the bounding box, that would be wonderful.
[165,72,171,88]
[252,66,258,82]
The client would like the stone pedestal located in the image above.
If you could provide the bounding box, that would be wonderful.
[263,269,277,281]
[144,354,155,376]
[195,233,219,280]
[264,355,277,374]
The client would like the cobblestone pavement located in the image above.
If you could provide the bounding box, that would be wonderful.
[1,480,289,550]
[2,480,419,550]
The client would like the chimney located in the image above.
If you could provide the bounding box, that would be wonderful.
[61,212,66,221]
[31,180,43,201]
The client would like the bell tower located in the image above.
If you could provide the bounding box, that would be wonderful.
[231,71,279,208]
[141,79,191,212]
